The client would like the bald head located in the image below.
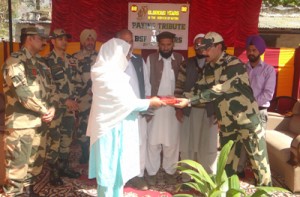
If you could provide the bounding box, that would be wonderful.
[116,29,133,38]
[116,29,133,53]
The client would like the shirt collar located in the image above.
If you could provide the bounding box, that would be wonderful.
[130,52,136,59]
[208,51,226,68]
[22,47,42,59]
[246,59,263,69]
[215,51,226,65]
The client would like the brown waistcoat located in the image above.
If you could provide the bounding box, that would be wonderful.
[148,52,183,96]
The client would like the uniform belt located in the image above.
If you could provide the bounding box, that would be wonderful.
[259,107,268,110]
[193,105,205,109]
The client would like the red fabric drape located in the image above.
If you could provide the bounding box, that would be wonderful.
[51,0,262,48]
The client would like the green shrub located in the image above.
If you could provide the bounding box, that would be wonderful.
[174,140,290,197]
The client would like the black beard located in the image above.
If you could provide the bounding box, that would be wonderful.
[159,50,173,59]
[196,54,207,59]
[248,54,260,63]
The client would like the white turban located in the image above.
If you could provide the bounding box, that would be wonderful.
[193,33,205,43]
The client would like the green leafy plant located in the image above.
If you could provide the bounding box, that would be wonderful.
[263,0,300,6]
[174,140,290,197]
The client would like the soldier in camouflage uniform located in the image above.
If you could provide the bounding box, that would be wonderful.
[1,26,56,197]
[72,29,97,164]
[45,29,81,186]
[175,32,272,186]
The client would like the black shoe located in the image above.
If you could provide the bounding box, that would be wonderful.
[49,168,64,186]
[79,155,89,164]
[79,143,90,164]
[60,168,81,178]
[28,190,40,197]
[237,171,245,178]
[18,185,40,197]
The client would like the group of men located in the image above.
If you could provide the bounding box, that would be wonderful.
[115,29,275,190]
[1,23,276,196]
[1,26,97,196]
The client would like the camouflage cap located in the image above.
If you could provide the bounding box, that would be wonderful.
[24,26,48,39]
[49,28,72,39]
[196,32,224,50]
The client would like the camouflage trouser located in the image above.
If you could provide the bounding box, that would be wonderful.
[2,128,41,195]
[59,111,76,160]
[47,108,65,165]
[77,96,91,145]
[77,109,90,145]
[25,123,48,186]
[220,128,272,186]
[47,108,75,163]
[237,109,268,173]
[259,109,268,131]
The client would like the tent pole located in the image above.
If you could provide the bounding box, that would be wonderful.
[8,0,13,54]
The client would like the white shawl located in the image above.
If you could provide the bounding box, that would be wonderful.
[86,38,139,145]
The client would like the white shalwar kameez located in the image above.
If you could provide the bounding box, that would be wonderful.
[180,108,218,174]
[126,56,151,177]
[146,55,181,175]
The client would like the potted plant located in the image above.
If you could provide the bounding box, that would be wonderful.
[174,140,290,197]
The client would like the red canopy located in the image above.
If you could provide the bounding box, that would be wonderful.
[51,0,262,48]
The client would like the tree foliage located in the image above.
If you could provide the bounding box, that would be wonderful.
[263,0,300,6]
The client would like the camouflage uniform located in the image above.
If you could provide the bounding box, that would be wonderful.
[45,50,81,165]
[72,50,97,160]
[187,51,272,186]
[2,47,54,195]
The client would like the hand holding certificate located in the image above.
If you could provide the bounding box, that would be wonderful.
[146,96,180,105]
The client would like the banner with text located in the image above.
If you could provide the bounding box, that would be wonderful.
[128,3,190,50]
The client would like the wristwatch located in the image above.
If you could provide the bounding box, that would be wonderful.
[188,99,191,107]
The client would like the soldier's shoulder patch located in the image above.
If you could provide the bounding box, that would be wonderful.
[5,53,24,65]
[10,52,21,58]
[225,55,242,65]
[66,54,72,59]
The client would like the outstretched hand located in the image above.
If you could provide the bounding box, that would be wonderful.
[173,98,189,108]
[149,96,166,108]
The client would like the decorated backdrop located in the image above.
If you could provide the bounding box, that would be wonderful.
[51,0,262,48]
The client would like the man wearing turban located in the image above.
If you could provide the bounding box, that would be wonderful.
[237,35,276,178]
[72,29,98,164]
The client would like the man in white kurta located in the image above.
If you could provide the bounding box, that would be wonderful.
[145,31,184,185]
